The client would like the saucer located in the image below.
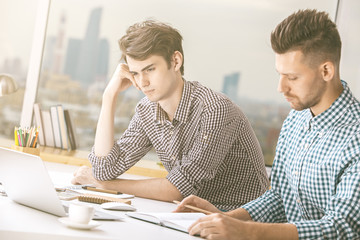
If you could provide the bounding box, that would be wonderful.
[58,217,101,230]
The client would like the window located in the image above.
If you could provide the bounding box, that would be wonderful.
[3,0,343,166]
[0,0,38,138]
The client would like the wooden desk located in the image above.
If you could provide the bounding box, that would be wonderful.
[0,162,199,240]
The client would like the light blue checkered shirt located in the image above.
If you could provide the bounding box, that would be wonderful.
[242,81,360,239]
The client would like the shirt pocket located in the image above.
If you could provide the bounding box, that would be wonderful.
[300,161,333,216]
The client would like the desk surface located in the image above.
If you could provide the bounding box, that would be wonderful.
[0,162,200,240]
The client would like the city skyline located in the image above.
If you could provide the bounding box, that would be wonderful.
[1,0,340,104]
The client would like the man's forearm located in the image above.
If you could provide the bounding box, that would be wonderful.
[97,177,183,202]
[94,91,117,156]
[226,207,253,221]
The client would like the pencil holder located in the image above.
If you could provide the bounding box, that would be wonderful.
[11,145,40,156]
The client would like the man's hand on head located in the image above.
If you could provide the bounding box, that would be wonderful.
[105,63,140,98]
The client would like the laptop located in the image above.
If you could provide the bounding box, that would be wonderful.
[0,147,119,220]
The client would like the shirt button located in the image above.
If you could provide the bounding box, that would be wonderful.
[203,135,208,140]
[170,131,173,135]
[293,171,298,176]
[296,198,301,203]
[304,143,309,149]
[171,156,176,160]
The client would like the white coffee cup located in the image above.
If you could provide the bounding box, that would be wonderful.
[68,203,95,224]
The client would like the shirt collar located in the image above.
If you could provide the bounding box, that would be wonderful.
[153,79,192,125]
[173,80,192,124]
[305,80,354,131]
[154,102,168,125]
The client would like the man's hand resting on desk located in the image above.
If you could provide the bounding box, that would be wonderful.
[174,195,248,239]
[173,195,222,214]
[175,195,299,240]
[71,166,102,187]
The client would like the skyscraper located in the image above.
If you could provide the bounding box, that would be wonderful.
[222,72,240,102]
[42,36,56,71]
[75,7,102,86]
[52,12,67,74]
[95,38,109,82]
[63,38,82,78]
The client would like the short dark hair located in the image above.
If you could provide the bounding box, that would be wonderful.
[271,9,342,67]
[119,20,184,75]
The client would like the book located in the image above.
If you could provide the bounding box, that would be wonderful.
[78,193,132,205]
[126,212,205,233]
[64,109,77,150]
[56,105,69,149]
[50,105,62,148]
[41,110,55,147]
[33,103,45,146]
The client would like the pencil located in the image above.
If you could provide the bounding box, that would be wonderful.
[82,186,122,195]
[173,200,213,215]
[32,130,39,148]
[14,127,19,146]
[18,128,23,147]
[16,129,22,146]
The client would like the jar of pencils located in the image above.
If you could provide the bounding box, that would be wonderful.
[13,126,40,156]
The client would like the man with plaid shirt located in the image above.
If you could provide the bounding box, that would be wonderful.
[175,9,360,239]
[72,20,269,210]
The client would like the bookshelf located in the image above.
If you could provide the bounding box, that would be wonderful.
[0,138,167,178]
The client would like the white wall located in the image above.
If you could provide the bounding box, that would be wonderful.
[337,0,360,99]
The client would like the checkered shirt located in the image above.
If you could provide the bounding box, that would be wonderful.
[242,81,360,239]
[89,80,269,210]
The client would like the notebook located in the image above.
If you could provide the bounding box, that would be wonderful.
[0,147,119,220]
[78,193,132,204]
[126,212,205,233]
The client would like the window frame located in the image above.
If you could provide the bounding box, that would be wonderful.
[20,0,50,127]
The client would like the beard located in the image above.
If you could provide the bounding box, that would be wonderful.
[287,80,326,112]
[289,96,322,111]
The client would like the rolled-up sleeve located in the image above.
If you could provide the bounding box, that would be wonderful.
[242,189,288,223]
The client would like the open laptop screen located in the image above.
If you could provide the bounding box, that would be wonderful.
[0,147,119,220]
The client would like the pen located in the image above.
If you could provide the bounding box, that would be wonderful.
[82,186,122,195]
[173,200,213,215]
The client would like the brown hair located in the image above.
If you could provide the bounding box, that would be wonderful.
[271,9,341,67]
[119,20,184,75]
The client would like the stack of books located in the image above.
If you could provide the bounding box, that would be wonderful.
[33,103,77,150]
